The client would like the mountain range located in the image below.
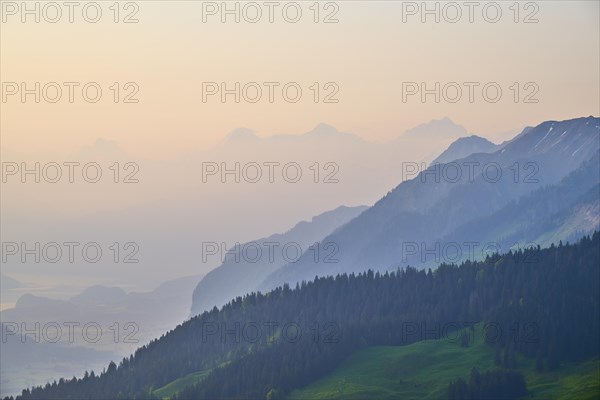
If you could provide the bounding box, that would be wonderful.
[1,118,476,293]
[0,275,202,398]
[3,116,599,400]
[259,116,600,291]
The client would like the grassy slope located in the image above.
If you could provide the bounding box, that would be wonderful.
[288,326,599,400]
[526,359,599,400]
[152,370,211,400]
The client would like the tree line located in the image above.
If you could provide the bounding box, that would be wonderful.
[5,232,599,400]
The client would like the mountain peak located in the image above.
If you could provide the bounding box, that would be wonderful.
[402,117,468,139]
[69,285,127,306]
[307,123,339,136]
[226,128,258,141]
[431,135,499,165]
[438,116,454,123]
[303,123,365,143]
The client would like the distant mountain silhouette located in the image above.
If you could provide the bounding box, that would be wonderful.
[190,205,367,316]
[0,274,23,292]
[400,117,469,139]
[2,273,204,357]
[1,118,477,292]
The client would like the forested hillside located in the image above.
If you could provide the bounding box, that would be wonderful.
[6,233,599,400]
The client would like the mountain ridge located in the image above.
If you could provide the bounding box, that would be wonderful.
[190,205,367,316]
[259,116,600,290]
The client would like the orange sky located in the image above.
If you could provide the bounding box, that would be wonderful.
[2,1,599,159]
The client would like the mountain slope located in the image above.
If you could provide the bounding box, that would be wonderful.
[289,326,599,400]
[260,117,600,290]
[398,150,600,269]
[190,205,367,316]
[9,234,598,400]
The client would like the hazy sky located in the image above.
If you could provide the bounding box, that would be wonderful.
[2,6,598,395]
[2,1,599,159]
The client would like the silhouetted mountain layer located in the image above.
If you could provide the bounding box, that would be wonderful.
[190,205,367,316]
